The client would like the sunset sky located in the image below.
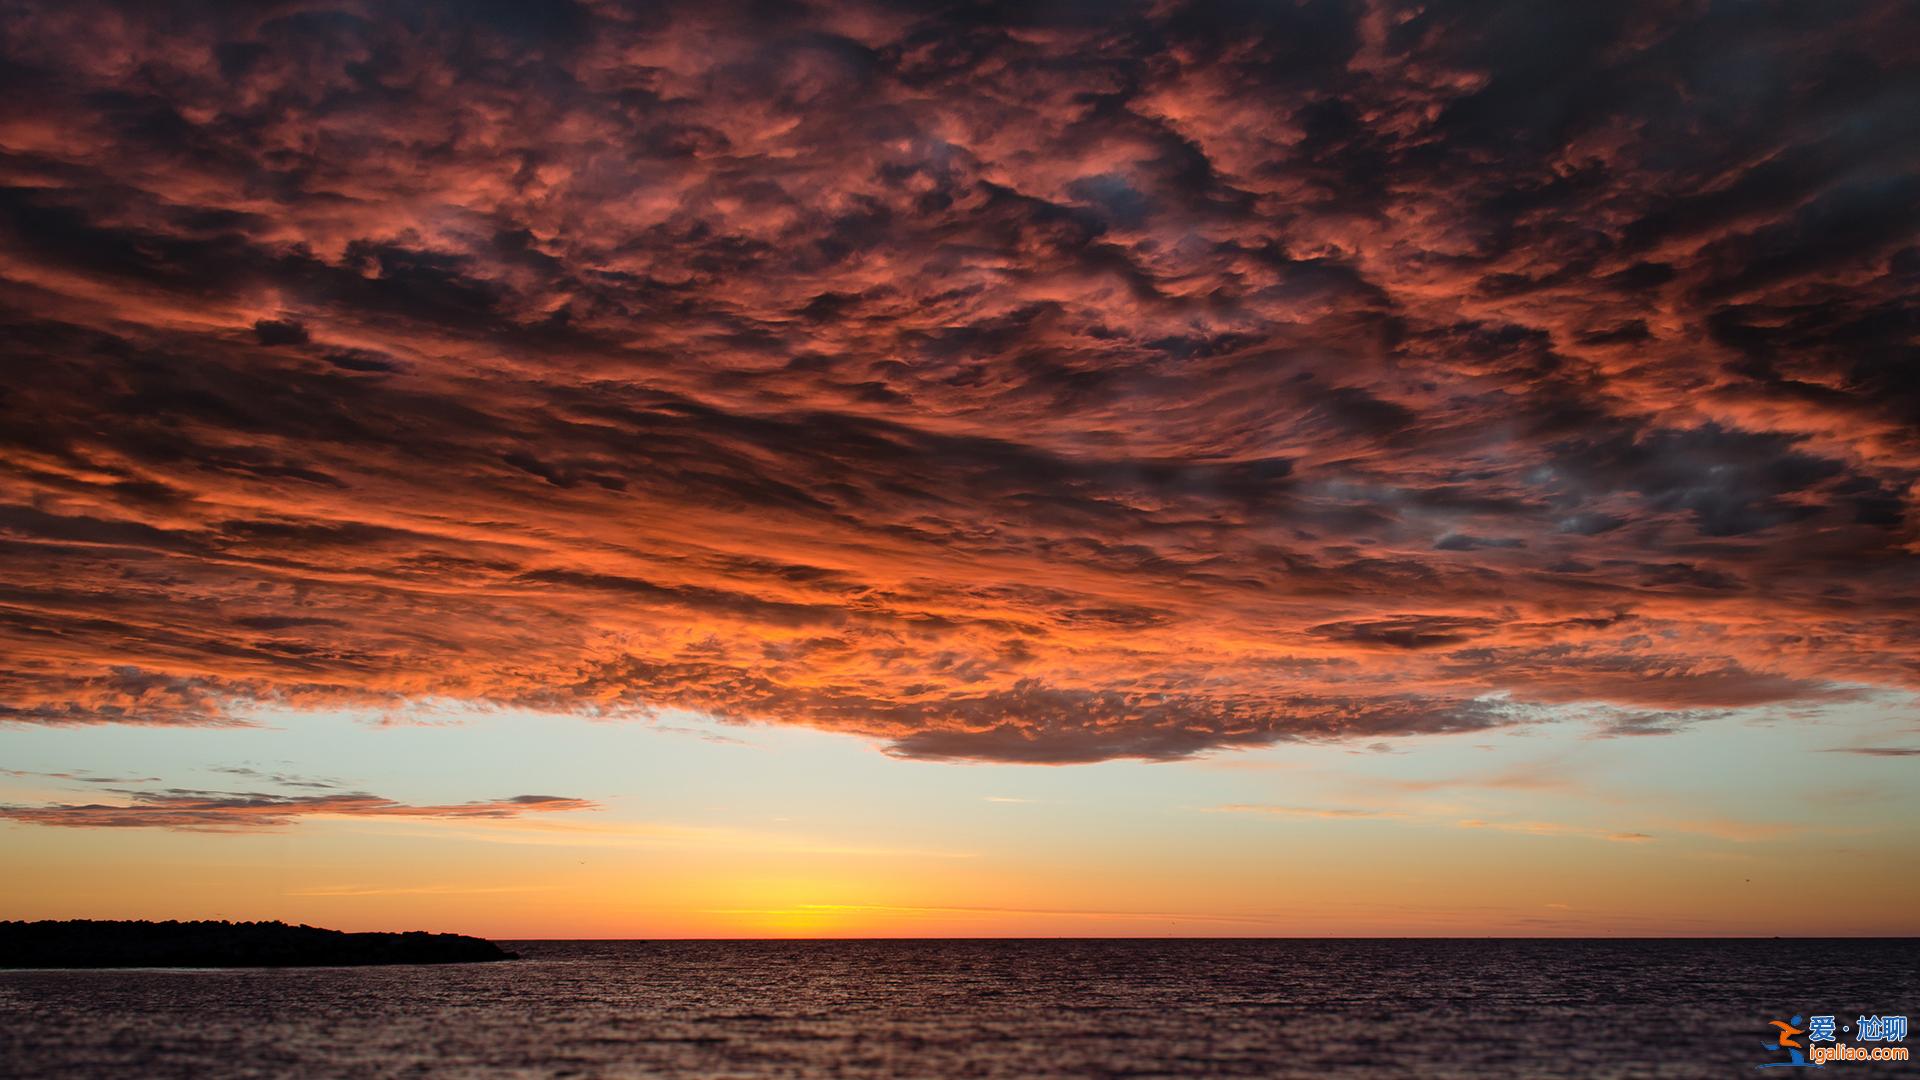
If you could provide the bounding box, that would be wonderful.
[1,0,1917,937]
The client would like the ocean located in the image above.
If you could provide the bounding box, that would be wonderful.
[2,939,1914,1077]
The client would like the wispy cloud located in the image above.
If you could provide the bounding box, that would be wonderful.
[342,815,981,860]
[1207,804,1400,820]
[208,765,342,789]
[649,723,757,748]
[0,791,598,831]
[1,768,163,785]
[1456,819,1654,843]
[1209,802,1657,841]
[1636,817,1797,844]
[284,883,559,897]
[706,903,1289,927]
[1382,761,1577,794]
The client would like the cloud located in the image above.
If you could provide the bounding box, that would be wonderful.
[1212,803,1659,843]
[648,723,755,747]
[0,769,162,785]
[0,0,1913,763]
[284,884,557,897]
[207,765,342,789]
[1208,804,1398,820]
[1308,616,1502,651]
[1822,747,1920,757]
[0,791,598,831]
[1455,819,1656,843]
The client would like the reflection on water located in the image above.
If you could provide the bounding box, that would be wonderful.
[2,939,1914,1078]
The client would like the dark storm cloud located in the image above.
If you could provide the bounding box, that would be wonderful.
[0,0,1914,762]
[1308,617,1502,651]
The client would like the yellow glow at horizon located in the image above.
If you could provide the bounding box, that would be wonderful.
[2,703,1916,938]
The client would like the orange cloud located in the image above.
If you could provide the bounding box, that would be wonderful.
[0,0,1914,762]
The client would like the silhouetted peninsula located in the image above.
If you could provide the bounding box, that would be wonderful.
[0,920,518,968]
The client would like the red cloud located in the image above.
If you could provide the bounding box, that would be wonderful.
[0,1,1914,762]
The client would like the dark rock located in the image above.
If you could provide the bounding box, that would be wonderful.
[0,920,518,968]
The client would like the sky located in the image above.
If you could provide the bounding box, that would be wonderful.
[0,0,1917,937]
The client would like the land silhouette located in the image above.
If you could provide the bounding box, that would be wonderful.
[0,920,516,967]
